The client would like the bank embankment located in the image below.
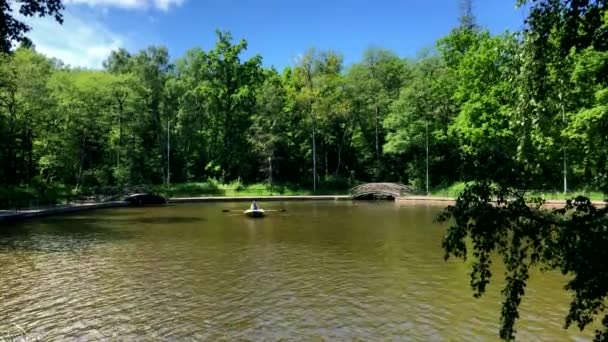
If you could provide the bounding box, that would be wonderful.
[397,196,607,208]
[0,195,352,222]
[168,195,351,203]
[0,201,130,223]
[3,194,603,223]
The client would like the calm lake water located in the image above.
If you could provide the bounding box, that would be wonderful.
[0,201,595,340]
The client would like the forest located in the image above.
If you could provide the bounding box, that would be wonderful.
[1,0,608,198]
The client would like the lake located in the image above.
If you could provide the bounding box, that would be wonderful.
[0,201,594,340]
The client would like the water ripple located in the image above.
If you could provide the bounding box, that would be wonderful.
[0,202,596,341]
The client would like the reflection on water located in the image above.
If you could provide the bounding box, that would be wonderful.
[0,201,594,340]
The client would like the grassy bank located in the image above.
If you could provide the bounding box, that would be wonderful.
[151,180,350,198]
[6,179,603,211]
[0,184,73,210]
[429,182,607,201]
[0,180,350,210]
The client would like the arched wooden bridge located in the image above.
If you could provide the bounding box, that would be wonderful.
[351,183,416,200]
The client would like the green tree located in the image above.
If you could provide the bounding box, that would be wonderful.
[105,45,173,184]
[383,53,459,190]
[106,73,146,185]
[188,31,263,181]
[250,68,288,184]
[294,48,321,190]
[167,47,207,181]
[45,70,119,187]
[449,32,521,181]
[564,47,608,193]
[293,49,353,189]
[0,47,53,185]
[347,48,407,180]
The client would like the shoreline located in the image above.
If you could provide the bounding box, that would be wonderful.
[2,195,606,223]
[0,201,130,223]
[0,195,352,223]
[168,195,351,203]
[397,196,607,208]
[397,196,456,204]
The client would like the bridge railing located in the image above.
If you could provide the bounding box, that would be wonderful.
[351,183,415,198]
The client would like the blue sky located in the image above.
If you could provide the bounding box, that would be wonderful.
[22,0,529,69]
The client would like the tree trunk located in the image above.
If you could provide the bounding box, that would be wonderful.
[426,119,429,195]
[167,118,170,185]
[268,156,273,185]
[26,124,32,182]
[335,121,351,177]
[312,119,317,192]
[117,95,124,169]
[335,147,342,177]
[77,136,86,189]
[375,104,379,164]
[6,96,17,184]
[325,147,328,178]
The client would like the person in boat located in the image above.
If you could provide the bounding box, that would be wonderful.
[250,200,258,210]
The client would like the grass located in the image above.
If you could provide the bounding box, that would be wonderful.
[428,182,607,201]
[0,184,72,210]
[429,182,468,198]
[1,180,349,210]
[5,178,603,211]
[529,191,606,201]
[0,179,348,207]
[150,180,349,198]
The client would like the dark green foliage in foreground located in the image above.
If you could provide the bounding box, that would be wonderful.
[440,182,608,341]
[0,0,64,53]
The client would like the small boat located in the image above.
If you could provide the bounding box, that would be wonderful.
[244,209,265,218]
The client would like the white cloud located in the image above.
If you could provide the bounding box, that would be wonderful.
[293,53,303,65]
[64,0,185,11]
[22,11,126,69]
[154,0,185,11]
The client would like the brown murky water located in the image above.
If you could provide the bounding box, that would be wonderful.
[0,201,595,340]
